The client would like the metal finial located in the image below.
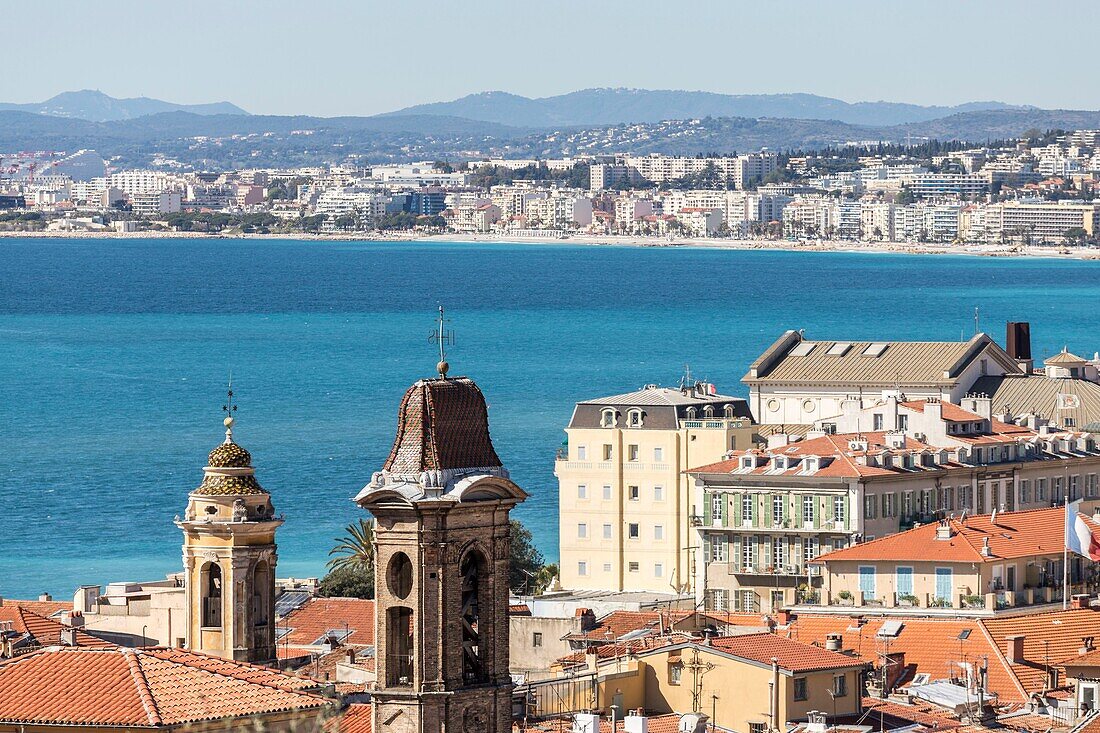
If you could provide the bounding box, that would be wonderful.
[428,306,455,379]
[221,373,238,442]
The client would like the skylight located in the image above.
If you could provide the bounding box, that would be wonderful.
[878,620,904,638]
[790,342,816,357]
[827,342,852,356]
[863,343,889,357]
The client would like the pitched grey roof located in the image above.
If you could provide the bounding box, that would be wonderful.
[743,331,1021,387]
[578,386,740,407]
[970,373,1100,429]
[570,385,752,430]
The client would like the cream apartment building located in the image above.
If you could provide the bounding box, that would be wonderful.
[556,383,754,593]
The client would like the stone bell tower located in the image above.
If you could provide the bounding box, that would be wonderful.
[357,365,527,733]
[176,408,282,663]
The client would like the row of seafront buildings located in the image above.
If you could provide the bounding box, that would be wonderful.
[5,128,1100,243]
[556,321,1100,613]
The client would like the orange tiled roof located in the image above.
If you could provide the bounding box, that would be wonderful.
[703,632,868,672]
[569,610,700,641]
[1059,646,1100,667]
[0,646,328,726]
[0,599,71,618]
[326,702,373,733]
[279,597,375,648]
[981,607,1100,695]
[861,697,963,730]
[815,506,1098,564]
[0,607,113,650]
[785,614,1026,702]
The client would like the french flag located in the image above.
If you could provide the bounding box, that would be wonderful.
[1066,500,1100,561]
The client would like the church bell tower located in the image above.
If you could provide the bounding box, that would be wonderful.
[357,363,527,733]
[176,400,282,663]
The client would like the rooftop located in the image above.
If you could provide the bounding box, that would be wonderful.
[744,332,1019,387]
[814,506,1100,564]
[0,646,327,727]
[278,597,376,649]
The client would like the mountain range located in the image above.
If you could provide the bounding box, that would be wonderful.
[0,90,247,122]
[381,88,1029,127]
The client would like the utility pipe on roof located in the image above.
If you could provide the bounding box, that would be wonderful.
[770,656,780,733]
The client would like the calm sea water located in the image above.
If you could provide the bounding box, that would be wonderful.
[2,238,1099,600]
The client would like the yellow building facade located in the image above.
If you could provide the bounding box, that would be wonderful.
[175,415,282,663]
[556,385,754,593]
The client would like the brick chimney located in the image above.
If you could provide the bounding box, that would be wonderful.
[1072,594,1091,610]
[1005,635,1025,664]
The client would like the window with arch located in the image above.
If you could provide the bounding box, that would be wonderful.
[724,404,735,418]
[388,552,413,600]
[685,407,697,419]
[703,405,715,418]
[200,562,222,628]
[386,606,414,686]
[627,409,644,427]
[601,408,616,427]
[460,550,490,684]
[252,561,270,627]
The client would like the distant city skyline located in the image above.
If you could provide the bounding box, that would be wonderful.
[5,0,1100,117]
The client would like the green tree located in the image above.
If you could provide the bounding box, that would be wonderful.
[510,519,550,594]
[318,564,374,599]
[327,519,375,573]
[896,185,917,206]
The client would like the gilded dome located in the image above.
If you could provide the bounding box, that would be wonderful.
[208,441,252,468]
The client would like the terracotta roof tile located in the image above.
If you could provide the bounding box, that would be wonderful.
[815,506,1098,564]
[703,632,868,672]
[981,608,1100,695]
[0,599,70,618]
[0,647,328,726]
[785,614,1026,702]
[0,607,113,650]
[279,597,375,649]
[327,703,373,733]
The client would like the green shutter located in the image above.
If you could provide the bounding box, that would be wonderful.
[733,493,743,527]
[703,493,713,525]
[814,496,822,529]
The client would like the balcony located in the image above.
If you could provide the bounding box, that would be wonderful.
[680,418,749,430]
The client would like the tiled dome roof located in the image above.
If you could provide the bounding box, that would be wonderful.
[207,441,252,468]
[194,473,266,496]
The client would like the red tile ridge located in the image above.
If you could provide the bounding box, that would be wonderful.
[123,648,163,726]
[975,618,1029,702]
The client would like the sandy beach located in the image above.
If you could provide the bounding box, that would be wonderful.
[2,228,1099,260]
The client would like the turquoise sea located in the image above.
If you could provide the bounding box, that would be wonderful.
[2,237,1099,600]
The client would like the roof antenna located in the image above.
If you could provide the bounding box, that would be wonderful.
[680,364,693,392]
[221,372,237,443]
[974,306,980,336]
[428,305,455,379]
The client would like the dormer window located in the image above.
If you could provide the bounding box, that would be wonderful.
[627,409,644,428]
[803,456,821,473]
[703,405,715,419]
[601,409,617,428]
[724,404,735,418]
[740,455,757,470]
[686,407,697,419]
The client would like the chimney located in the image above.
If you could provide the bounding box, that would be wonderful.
[38,593,52,602]
[346,647,356,664]
[777,609,792,625]
[826,633,843,652]
[936,521,954,540]
[625,715,649,733]
[60,627,78,647]
[925,399,942,422]
[1073,594,1091,610]
[64,611,85,629]
[981,537,993,557]
[1006,322,1033,372]
[1005,635,1025,664]
[574,713,600,733]
[1079,637,1095,656]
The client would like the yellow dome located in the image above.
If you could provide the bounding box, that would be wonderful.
[207,442,252,468]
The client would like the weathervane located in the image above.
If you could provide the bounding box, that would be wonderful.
[428,306,455,378]
[221,373,238,442]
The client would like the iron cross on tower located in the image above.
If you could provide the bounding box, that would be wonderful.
[428,305,455,378]
[221,374,238,441]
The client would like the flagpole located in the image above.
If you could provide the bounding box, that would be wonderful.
[1064,495,1070,611]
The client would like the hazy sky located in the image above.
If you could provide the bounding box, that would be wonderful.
[5,0,1098,117]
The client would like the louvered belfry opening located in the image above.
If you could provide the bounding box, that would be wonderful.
[460,549,488,684]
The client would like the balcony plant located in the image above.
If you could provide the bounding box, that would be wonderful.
[897,593,918,607]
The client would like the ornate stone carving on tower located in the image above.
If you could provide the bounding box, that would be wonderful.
[175,406,282,663]
[357,370,527,733]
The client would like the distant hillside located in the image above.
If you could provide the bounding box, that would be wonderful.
[2,106,1098,169]
[0,90,248,122]
[382,88,1025,127]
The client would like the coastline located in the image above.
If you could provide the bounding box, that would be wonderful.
[2,228,1099,260]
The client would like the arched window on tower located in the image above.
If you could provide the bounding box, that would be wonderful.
[460,550,490,684]
[386,606,414,686]
[200,562,222,628]
[252,561,270,628]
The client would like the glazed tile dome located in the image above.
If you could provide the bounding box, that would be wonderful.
[208,441,252,468]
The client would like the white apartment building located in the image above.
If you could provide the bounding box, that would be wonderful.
[450,202,500,233]
[524,195,592,228]
[130,190,182,216]
[676,207,722,236]
[900,173,989,199]
[860,202,894,240]
[590,153,779,191]
[108,171,180,196]
[987,202,1099,242]
[612,196,654,230]
[893,203,961,242]
[314,188,389,224]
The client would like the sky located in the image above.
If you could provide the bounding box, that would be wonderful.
[4,0,1098,117]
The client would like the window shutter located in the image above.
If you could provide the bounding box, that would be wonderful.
[703,494,713,525]
[733,493,742,527]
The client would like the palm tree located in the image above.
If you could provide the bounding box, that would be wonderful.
[327,519,375,572]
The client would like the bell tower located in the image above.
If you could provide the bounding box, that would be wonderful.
[176,404,282,663]
[357,368,526,733]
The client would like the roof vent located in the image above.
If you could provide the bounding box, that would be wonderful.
[981,537,993,557]
[825,633,843,652]
[936,522,953,541]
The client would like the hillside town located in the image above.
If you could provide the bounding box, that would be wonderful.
[4,320,1100,733]
[3,128,1100,246]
